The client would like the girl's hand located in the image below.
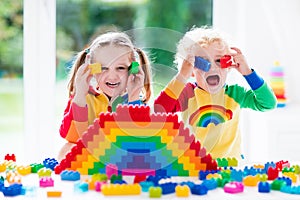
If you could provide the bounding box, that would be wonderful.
[178,55,194,81]
[73,55,92,106]
[127,65,145,102]
[230,47,252,76]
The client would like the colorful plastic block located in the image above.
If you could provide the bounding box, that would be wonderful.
[129,61,139,74]
[88,63,101,75]
[16,165,31,175]
[92,173,108,182]
[190,184,208,195]
[267,167,279,180]
[106,164,118,179]
[220,55,234,68]
[39,177,54,187]
[258,182,270,193]
[30,163,44,173]
[243,175,260,187]
[43,158,58,170]
[95,181,106,192]
[0,162,6,172]
[134,174,147,183]
[283,172,297,183]
[159,182,177,195]
[217,158,228,167]
[101,183,141,195]
[110,174,123,183]
[37,167,52,177]
[60,170,80,181]
[4,153,16,162]
[47,191,62,197]
[271,179,286,191]
[276,160,290,171]
[202,179,217,190]
[175,185,190,197]
[140,181,154,192]
[280,185,300,195]
[2,183,22,197]
[224,182,244,194]
[194,56,210,72]
[74,181,89,193]
[149,186,162,198]
[230,169,243,182]
[6,171,21,184]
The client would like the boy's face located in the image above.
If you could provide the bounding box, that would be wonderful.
[193,41,229,94]
[93,46,132,98]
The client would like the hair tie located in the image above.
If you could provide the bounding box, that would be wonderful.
[85,48,90,54]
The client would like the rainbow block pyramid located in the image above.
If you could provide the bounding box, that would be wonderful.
[270,61,287,107]
[55,105,217,176]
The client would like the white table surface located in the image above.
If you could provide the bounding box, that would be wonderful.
[1,172,300,200]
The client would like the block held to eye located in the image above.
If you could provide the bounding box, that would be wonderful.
[220,55,233,68]
[88,63,102,75]
[194,56,211,72]
[129,61,139,75]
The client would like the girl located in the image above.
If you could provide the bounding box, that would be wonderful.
[154,26,277,159]
[58,32,152,159]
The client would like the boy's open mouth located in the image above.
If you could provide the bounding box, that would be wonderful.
[206,75,220,86]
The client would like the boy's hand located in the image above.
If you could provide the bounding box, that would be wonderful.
[178,56,194,81]
[230,47,252,76]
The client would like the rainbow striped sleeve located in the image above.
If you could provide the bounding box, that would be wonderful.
[59,99,89,143]
[154,78,194,113]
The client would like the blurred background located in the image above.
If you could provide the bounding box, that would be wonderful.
[1,0,300,163]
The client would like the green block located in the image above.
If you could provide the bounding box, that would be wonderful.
[129,61,139,74]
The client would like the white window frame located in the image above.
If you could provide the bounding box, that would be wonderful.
[23,0,56,162]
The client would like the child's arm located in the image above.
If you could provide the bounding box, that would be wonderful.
[243,70,277,110]
[228,47,277,110]
[59,97,89,143]
[154,59,194,113]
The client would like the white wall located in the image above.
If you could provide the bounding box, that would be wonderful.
[213,0,300,162]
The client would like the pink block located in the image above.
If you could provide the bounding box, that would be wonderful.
[105,164,118,179]
[121,169,156,176]
[224,182,244,194]
[95,181,106,192]
[39,177,54,187]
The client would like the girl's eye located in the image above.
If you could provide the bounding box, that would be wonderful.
[101,67,109,71]
[117,66,127,71]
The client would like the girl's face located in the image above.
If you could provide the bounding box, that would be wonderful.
[93,45,132,98]
[193,41,229,94]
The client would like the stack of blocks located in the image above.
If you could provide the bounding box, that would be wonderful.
[269,61,287,107]
[55,105,217,176]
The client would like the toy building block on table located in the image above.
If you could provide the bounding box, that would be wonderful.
[55,105,217,176]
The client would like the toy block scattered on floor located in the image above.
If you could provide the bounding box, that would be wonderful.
[55,105,217,176]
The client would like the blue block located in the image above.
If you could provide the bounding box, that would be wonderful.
[74,181,89,193]
[2,183,23,197]
[258,182,270,193]
[159,182,177,195]
[140,181,154,192]
[191,184,208,195]
[180,181,195,189]
[61,170,80,181]
[43,158,58,170]
[202,179,217,190]
[231,169,243,182]
[194,56,211,72]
